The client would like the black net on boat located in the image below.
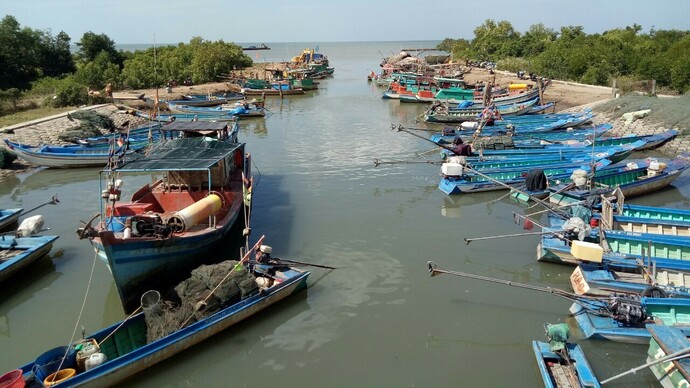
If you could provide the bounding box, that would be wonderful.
[472,135,514,150]
[143,260,259,343]
[57,111,116,143]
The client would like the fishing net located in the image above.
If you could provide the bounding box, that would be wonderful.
[472,135,514,150]
[144,260,259,343]
[57,111,116,143]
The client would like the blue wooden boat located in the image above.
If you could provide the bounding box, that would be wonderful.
[441,139,646,162]
[646,324,690,387]
[3,139,148,169]
[424,98,540,123]
[80,121,252,313]
[430,123,610,145]
[570,297,690,344]
[73,123,162,146]
[607,203,690,224]
[549,154,690,205]
[167,101,266,118]
[12,257,309,386]
[533,325,600,388]
[437,141,645,195]
[603,230,690,260]
[570,259,690,298]
[0,208,23,231]
[0,234,59,283]
[438,159,613,195]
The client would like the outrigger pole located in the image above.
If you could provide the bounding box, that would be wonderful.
[426,261,633,319]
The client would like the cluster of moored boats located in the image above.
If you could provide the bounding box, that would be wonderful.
[0,70,331,384]
[373,64,690,386]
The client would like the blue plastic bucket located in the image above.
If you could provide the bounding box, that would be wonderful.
[34,347,76,382]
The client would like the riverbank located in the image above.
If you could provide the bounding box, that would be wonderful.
[0,66,687,182]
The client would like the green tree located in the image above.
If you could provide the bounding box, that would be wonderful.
[37,30,75,77]
[0,15,40,90]
[471,19,522,60]
[76,31,122,66]
[519,23,557,57]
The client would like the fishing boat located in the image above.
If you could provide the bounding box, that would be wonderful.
[0,234,59,284]
[532,323,600,388]
[570,296,690,344]
[10,243,309,387]
[570,259,690,298]
[428,117,604,144]
[436,141,644,195]
[167,101,266,118]
[78,121,253,313]
[242,43,271,50]
[603,230,690,260]
[3,138,150,169]
[0,208,22,231]
[424,98,541,123]
[438,162,597,195]
[549,154,690,205]
[646,324,690,387]
[539,228,690,266]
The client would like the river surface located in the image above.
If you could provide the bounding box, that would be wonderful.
[2,41,689,387]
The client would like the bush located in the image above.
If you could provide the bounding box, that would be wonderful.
[50,77,90,107]
[496,57,530,73]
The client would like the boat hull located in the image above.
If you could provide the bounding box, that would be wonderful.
[94,204,244,313]
[0,208,22,231]
[0,235,59,283]
[18,269,309,387]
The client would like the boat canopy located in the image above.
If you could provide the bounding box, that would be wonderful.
[106,138,243,173]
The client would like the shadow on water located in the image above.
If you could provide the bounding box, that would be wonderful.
[0,256,61,337]
[130,290,311,387]
[247,174,293,249]
[12,167,101,195]
[0,175,20,196]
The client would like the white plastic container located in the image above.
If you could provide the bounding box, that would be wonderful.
[460,121,478,130]
[441,163,464,176]
[84,353,107,370]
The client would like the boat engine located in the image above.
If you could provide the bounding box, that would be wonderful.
[608,297,646,325]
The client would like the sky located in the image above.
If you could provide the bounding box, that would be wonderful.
[4,0,690,45]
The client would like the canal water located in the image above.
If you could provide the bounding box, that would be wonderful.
[2,41,687,387]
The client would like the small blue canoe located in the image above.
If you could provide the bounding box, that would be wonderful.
[0,234,59,283]
[532,340,600,387]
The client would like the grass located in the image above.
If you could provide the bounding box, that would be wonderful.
[0,105,76,129]
[592,94,690,134]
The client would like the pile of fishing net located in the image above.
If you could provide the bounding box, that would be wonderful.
[472,135,515,150]
[144,260,259,343]
[57,111,116,143]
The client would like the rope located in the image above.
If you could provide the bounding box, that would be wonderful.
[48,248,99,384]
[97,306,143,347]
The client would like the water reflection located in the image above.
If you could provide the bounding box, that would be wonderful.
[0,257,61,337]
[0,175,20,196]
[262,244,404,353]
[13,167,101,195]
